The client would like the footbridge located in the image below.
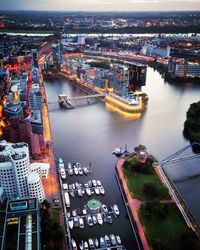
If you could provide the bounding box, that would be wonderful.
[47,93,106,105]
[153,142,200,236]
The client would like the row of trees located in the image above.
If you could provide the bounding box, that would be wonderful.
[40,200,64,250]
[183,101,200,153]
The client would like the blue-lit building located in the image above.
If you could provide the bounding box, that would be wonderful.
[0,198,40,250]
[52,43,62,69]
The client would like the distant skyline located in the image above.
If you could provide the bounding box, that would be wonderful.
[0,0,200,12]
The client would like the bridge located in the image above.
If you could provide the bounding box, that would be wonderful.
[153,142,200,235]
[47,93,106,105]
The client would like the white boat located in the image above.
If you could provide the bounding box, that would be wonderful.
[71,239,77,249]
[116,235,121,245]
[79,241,84,250]
[60,168,66,180]
[100,237,106,248]
[105,235,111,247]
[67,212,71,218]
[68,162,72,168]
[113,204,120,216]
[82,208,87,215]
[92,215,97,224]
[102,204,108,213]
[97,213,103,225]
[79,217,84,229]
[86,188,92,196]
[72,183,76,190]
[92,179,97,187]
[75,182,80,189]
[84,241,89,250]
[69,168,73,175]
[83,167,88,175]
[88,238,95,249]
[94,187,100,195]
[73,217,79,228]
[70,191,75,197]
[76,162,81,167]
[110,234,117,246]
[77,189,83,197]
[97,180,101,186]
[78,167,83,175]
[72,209,77,217]
[68,219,74,229]
[74,165,79,175]
[87,215,93,226]
[63,183,68,190]
[81,189,85,195]
[64,192,70,208]
[94,238,99,248]
[99,186,105,195]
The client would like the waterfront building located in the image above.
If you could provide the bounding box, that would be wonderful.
[52,43,62,69]
[30,162,50,178]
[168,61,200,78]
[128,63,147,92]
[27,172,45,203]
[141,44,170,58]
[29,84,43,110]
[30,109,43,135]
[0,141,30,199]
[0,198,40,250]
[0,140,46,202]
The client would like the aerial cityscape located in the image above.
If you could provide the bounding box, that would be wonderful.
[0,1,200,250]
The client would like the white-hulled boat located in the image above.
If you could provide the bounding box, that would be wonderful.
[102,204,108,213]
[79,217,84,229]
[73,217,79,228]
[82,208,87,215]
[92,179,97,187]
[110,234,117,246]
[94,238,99,248]
[78,167,83,175]
[116,235,122,245]
[99,186,105,195]
[97,213,103,225]
[64,192,70,208]
[71,239,77,250]
[88,238,95,249]
[73,165,79,175]
[92,215,97,224]
[86,188,92,196]
[97,180,101,186]
[60,168,66,180]
[105,235,111,247]
[84,241,89,250]
[79,241,84,250]
[68,162,72,168]
[58,158,63,164]
[83,167,88,175]
[100,237,106,248]
[68,219,74,230]
[113,204,120,216]
[87,215,93,226]
[94,187,100,195]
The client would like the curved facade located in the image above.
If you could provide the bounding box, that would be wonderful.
[27,172,45,203]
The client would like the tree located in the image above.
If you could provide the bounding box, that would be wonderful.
[143,183,159,198]
[180,231,200,250]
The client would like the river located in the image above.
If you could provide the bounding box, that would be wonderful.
[44,67,200,249]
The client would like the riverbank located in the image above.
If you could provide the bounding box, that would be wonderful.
[117,151,200,250]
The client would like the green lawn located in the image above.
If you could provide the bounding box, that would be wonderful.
[139,203,200,250]
[123,168,169,201]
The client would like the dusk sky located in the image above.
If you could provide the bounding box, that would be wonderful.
[0,0,200,11]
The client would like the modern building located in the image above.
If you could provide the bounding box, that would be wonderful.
[27,172,45,203]
[30,109,43,135]
[141,44,170,58]
[29,85,43,110]
[52,43,62,69]
[168,61,200,78]
[30,162,50,178]
[32,49,39,68]
[0,141,46,202]
[128,63,147,92]
[0,198,40,250]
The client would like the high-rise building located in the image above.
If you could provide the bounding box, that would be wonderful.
[32,49,39,68]
[128,63,147,92]
[52,43,62,69]
[0,141,46,202]
[29,84,43,110]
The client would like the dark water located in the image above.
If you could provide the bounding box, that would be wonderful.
[44,67,200,249]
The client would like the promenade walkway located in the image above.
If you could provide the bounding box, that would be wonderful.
[116,158,150,250]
